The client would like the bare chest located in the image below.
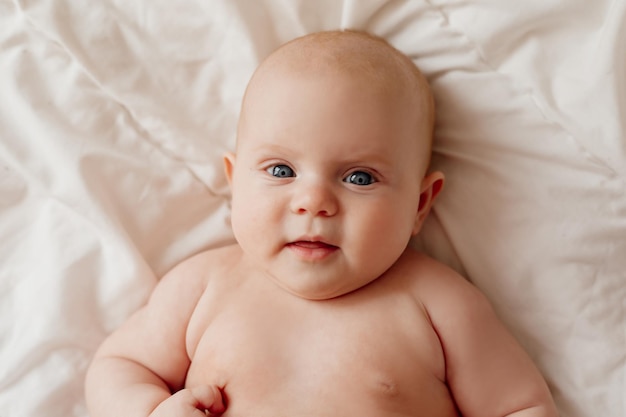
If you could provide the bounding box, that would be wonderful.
[185,288,456,416]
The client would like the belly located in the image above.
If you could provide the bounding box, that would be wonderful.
[186,344,459,417]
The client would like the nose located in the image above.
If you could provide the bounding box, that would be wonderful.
[290,180,338,217]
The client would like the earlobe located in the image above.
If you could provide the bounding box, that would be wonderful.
[223,152,236,185]
[412,171,445,235]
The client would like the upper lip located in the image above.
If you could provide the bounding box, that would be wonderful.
[289,236,338,247]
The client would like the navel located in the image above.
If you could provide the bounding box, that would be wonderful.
[376,378,400,397]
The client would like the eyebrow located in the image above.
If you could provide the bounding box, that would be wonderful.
[246,142,295,157]
[248,141,392,162]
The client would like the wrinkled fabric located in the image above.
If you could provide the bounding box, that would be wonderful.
[0,1,623,416]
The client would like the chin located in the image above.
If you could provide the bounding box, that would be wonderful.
[276,273,372,301]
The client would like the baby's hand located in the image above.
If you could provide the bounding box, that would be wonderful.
[149,385,226,417]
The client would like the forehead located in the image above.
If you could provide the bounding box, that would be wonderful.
[242,70,409,145]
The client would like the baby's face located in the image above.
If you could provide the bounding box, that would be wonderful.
[226,68,430,300]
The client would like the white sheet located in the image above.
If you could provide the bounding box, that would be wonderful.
[1,1,624,416]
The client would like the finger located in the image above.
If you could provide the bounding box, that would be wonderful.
[189,385,226,414]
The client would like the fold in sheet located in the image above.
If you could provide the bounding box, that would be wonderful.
[0,1,623,416]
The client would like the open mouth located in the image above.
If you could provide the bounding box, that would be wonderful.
[286,240,339,261]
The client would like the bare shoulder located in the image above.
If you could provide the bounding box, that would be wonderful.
[92,244,244,390]
[397,250,558,416]
[393,248,483,302]
[157,243,243,294]
[165,243,242,280]
[391,248,496,332]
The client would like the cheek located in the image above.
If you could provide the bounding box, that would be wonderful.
[352,197,417,248]
[339,199,414,283]
[230,183,281,243]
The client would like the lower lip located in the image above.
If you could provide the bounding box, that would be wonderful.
[286,241,339,261]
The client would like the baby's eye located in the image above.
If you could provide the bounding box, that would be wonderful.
[344,171,375,186]
[268,164,295,178]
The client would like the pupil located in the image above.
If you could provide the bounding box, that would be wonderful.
[351,172,370,185]
[274,166,291,177]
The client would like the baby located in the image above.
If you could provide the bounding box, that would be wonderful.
[85,30,558,417]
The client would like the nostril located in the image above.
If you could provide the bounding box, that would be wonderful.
[290,186,339,216]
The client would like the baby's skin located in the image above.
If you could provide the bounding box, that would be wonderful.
[85,30,558,417]
[186,245,457,416]
[87,244,555,417]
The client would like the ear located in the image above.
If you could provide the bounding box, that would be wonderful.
[412,171,445,236]
[223,152,236,186]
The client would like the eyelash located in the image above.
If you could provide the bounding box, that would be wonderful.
[343,170,377,186]
[264,164,378,186]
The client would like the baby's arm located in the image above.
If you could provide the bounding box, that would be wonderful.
[85,253,223,417]
[422,264,559,417]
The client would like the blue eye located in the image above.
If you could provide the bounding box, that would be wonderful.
[268,164,295,178]
[344,171,375,186]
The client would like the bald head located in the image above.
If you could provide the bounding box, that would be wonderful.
[242,31,433,135]
[259,31,425,88]
[258,31,429,118]
[236,30,436,175]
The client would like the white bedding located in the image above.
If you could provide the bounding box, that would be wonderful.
[1,1,624,416]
